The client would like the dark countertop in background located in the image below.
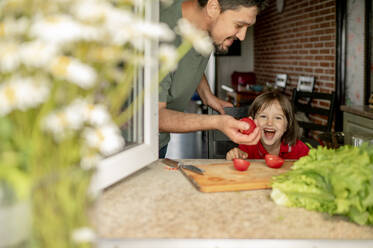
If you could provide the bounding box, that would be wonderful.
[340,105,373,119]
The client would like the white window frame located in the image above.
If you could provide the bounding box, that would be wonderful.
[91,0,159,190]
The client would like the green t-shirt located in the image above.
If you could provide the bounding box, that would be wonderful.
[159,0,210,149]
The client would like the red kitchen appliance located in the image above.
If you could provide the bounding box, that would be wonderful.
[231,71,256,91]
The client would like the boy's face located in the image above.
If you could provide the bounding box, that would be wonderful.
[209,6,258,54]
[255,100,288,147]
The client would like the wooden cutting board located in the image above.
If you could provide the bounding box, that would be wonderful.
[180,160,294,193]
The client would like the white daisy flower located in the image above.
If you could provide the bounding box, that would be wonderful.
[44,99,112,138]
[50,56,97,89]
[79,24,104,42]
[0,17,29,38]
[16,77,50,111]
[19,41,59,68]
[130,37,145,51]
[65,59,97,89]
[134,21,175,42]
[0,42,20,72]
[72,0,111,23]
[175,18,199,42]
[0,76,50,116]
[113,20,174,49]
[159,44,178,72]
[176,18,213,56]
[71,227,96,243]
[80,153,102,170]
[43,112,69,138]
[30,14,86,44]
[64,102,86,130]
[110,29,132,46]
[104,8,136,45]
[82,103,111,126]
[43,100,85,138]
[105,7,134,28]
[192,35,214,57]
[83,124,125,156]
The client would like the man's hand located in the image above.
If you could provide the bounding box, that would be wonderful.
[158,102,260,146]
[196,74,233,114]
[206,96,233,115]
[218,115,261,146]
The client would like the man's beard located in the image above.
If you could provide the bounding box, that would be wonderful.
[208,30,229,55]
[213,43,229,55]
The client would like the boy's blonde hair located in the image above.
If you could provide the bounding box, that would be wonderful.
[248,90,300,146]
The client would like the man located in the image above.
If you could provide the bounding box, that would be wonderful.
[159,0,267,158]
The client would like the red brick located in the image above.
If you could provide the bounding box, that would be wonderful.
[253,0,336,122]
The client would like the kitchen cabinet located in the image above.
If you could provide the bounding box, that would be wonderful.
[94,159,373,248]
[341,105,373,134]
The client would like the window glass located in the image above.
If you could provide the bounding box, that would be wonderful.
[94,0,159,190]
[121,67,145,151]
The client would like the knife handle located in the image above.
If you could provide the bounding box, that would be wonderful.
[163,158,180,169]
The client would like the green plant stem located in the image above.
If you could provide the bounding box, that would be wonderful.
[29,82,59,177]
[159,40,192,83]
[32,167,94,248]
[107,64,135,116]
[115,40,192,126]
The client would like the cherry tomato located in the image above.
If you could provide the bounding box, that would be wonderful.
[233,158,250,171]
[265,154,284,169]
[239,117,256,135]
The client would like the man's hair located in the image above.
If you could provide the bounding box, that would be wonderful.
[198,0,268,12]
[248,90,300,146]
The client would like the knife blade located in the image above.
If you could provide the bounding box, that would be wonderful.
[163,158,204,175]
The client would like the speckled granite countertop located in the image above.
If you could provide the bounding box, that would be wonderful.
[341,105,373,119]
[94,159,373,240]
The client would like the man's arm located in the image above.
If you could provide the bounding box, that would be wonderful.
[159,102,261,145]
[197,74,233,114]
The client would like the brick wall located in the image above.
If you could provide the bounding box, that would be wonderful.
[254,0,336,130]
[254,0,336,93]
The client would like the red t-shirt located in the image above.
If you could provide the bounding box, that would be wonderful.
[238,140,309,159]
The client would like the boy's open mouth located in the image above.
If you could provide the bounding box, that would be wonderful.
[263,128,276,140]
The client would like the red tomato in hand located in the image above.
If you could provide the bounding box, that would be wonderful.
[265,154,284,169]
[239,117,256,135]
[233,158,250,171]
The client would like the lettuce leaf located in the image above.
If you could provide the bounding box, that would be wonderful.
[271,144,373,225]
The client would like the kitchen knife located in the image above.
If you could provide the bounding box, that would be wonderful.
[163,158,204,175]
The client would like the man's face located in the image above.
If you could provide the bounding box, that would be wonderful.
[209,6,258,54]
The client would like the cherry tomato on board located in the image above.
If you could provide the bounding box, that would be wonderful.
[233,158,251,171]
[239,117,256,135]
[265,154,284,169]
